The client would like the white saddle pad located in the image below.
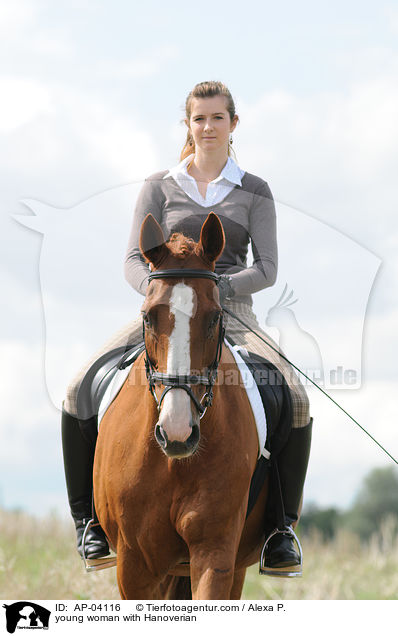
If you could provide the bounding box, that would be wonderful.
[224,341,269,459]
[98,342,269,459]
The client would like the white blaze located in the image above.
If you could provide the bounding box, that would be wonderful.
[158,283,194,442]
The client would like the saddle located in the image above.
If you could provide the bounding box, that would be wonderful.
[76,344,145,421]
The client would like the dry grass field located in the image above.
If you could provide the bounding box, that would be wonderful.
[1,508,397,600]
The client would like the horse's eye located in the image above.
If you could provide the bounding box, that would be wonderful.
[141,311,152,328]
[207,312,220,336]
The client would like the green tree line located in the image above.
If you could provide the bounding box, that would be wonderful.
[300,466,398,541]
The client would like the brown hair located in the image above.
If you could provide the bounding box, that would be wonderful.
[180,81,238,161]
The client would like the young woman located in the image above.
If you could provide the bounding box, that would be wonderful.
[61,81,312,572]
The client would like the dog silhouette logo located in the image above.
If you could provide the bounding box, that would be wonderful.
[2,602,51,633]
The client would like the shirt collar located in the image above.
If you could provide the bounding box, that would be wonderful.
[163,154,244,186]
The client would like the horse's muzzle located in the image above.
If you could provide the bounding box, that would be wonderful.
[155,422,200,458]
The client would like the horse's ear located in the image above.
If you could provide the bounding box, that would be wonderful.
[198,212,225,263]
[139,214,168,267]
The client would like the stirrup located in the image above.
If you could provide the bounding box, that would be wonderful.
[82,519,117,573]
[259,526,303,578]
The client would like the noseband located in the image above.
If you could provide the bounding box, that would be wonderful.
[144,269,225,419]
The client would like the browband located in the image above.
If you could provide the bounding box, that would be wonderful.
[148,269,220,284]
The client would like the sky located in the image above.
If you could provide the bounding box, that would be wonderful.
[1,0,398,519]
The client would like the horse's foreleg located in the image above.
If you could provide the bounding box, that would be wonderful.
[230,568,246,600]
[190,561,245,600]
[190,555,235,599]
[116,542,162,600]
[189,541,239,600]
[160,575,192,600]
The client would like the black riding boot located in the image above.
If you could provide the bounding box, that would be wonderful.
[262,418,312,572]
[61,409,109,559]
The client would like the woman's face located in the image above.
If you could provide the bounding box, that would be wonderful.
[187,95,238,154]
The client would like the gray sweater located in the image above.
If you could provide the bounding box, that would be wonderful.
[124,170,278,305]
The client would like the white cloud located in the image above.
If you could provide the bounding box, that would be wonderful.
[78,99,155,179]
[102,44,180,79]
[338,78,398,174]
[0,76,53,132]
[361,308,398,380]
[0,340,53,465]
[0,80,158,199]
[0,0,37,37]
[28,31,75,57]
[305,379,398,509]
[236,73,398,233]
[0,338,64,514]
[385,5,398,34]
[53,86,157,181]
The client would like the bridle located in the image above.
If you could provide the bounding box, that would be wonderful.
[143,269,225,419]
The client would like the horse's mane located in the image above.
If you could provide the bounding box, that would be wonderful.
[166,232,200,260]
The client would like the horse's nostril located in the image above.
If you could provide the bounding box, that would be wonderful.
[188,423,200,448]
[154,421,200,458]
[155,424,168,448]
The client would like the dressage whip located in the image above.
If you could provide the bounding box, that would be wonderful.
[222,305,398,466]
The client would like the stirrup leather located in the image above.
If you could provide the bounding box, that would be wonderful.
[259,526,303,578]
[82,519,117,573]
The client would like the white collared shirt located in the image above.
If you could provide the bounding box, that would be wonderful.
[163,153,245,208]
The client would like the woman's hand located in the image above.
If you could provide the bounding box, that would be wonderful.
[218,275,235,304]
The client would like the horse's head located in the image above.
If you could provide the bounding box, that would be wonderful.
[139,212,225,459]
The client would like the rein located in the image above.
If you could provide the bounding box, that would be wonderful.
[144,269,224,419]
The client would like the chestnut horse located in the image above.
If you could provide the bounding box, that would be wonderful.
[93,212,269,599]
